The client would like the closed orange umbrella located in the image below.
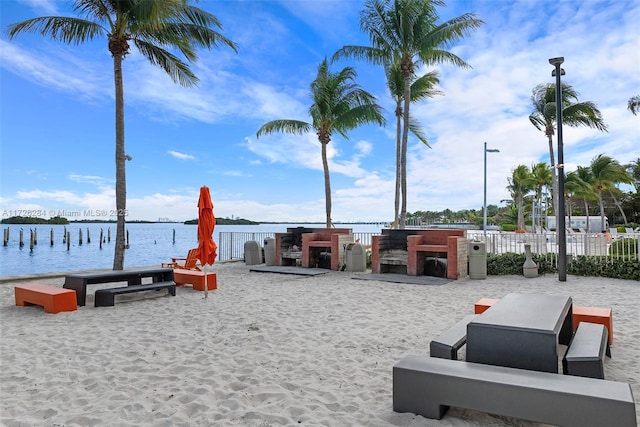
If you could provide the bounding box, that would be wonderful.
[195,186,216,297]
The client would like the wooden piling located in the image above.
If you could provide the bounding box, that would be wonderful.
[33,228,37,245]
[29,230,34,251]
[79,228,83,246]
[66,231,70,251]
[173,229,176,244]
[87,228,91,243]
[108,227,111,242]
[50,228,54,246]
[3,228,8,246]
[63,226,67,244]
[126,230,130,249]
[19,229,24,247]
[99,229,103,249]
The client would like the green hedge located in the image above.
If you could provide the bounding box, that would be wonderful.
[486,253,640,281]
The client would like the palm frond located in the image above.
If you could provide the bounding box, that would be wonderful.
[256,120,312,138]
[134,39,198,87]
[5,16,105,44]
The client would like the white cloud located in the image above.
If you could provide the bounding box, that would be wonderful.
[168,151,196,161]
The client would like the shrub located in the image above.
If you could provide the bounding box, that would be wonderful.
[486,252,640,281]
[609,238,638,258]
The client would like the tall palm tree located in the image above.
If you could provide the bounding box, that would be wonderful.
[6,0,237,269]
[506,165,535,232]
[529,83,608,216]
[256,58,386,228]
[334,0,483,229]
[386,63,442,227]
[590,154,632,230]
[628,95,640,115]
[530,162,551,232]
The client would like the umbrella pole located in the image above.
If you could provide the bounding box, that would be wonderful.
[204,265,208,299]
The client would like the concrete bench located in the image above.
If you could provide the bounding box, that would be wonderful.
[15,284,77,314]
[393,355,637,427]
[429,314,477,360]
[173,269,217,291]
[94,281,176,307]
[563,322,610,379]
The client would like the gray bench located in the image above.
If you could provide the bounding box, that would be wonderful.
[393,355,637,427]
[429,314,477,360]
[563,321,610,379]
[94,281,176,307]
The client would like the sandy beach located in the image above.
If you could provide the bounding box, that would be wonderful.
[1,262,638,426]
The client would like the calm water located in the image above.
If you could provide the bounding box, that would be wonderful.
[0,223,383,277]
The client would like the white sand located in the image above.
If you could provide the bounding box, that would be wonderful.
[1,263,638,426]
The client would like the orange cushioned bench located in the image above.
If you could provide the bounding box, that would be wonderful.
[474,298,613,345]
[173,269,217,291]
[15,284,77,314]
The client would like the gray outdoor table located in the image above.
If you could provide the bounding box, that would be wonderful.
[466,293,573,373]
[64,267,174,306]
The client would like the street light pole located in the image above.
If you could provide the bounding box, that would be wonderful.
[550,56,567,282]
[483,142,500,238]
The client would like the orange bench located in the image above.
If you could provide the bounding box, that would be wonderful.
[473,298,613,344]
[474,297,499,314]
[573,305,613,345]
[173,269,217,291]
[15,284,77,314]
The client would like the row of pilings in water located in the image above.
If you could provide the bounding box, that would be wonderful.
[3,227,178,252]
[3,227,119,251]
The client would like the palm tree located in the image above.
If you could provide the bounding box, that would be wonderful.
[334,0,483,229]
[626,158,640,191]
[564,169,591,228]
[590,154,632,230]
[506,165,535,232]
[386,63,442,227]
[530,162,551,232]
[628,95,640,115]
[6,0,237,269]
[256,58,386,227]
[573,166,596,230]
[529,83,608,216]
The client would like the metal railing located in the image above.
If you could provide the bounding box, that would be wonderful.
[467,231,640,264]
[218,230,639,264]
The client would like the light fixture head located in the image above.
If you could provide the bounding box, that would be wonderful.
[549,56,564,66]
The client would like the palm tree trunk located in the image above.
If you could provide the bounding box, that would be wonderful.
[608,189,628,224]
[517,194,525,231]
[394,103,402,228]
[399,76,411,229]
[598,189,606,232]
[113,54,126,270]
[547,133,558,214]
[321,141,332,228]
[583,198,590,232]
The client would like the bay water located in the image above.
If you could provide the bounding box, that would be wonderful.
[0,223,383,277]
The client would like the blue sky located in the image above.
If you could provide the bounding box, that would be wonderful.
[1,0,638,223]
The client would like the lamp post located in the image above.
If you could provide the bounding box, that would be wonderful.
[483,142,500,237]
[549,56,567,282]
